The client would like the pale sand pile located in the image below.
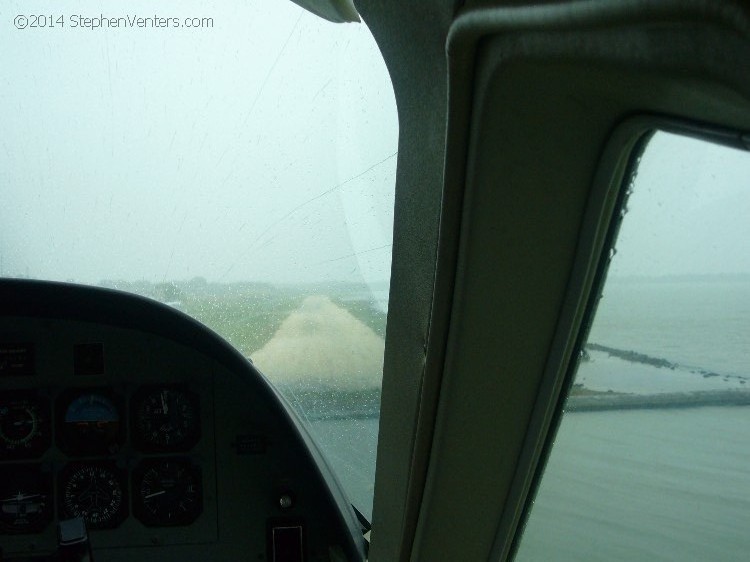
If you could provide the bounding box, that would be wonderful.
[251,295,384,390]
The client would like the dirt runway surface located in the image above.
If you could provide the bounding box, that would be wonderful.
[251,295,384,389]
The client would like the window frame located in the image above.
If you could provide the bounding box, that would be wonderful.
[509,117,750,559]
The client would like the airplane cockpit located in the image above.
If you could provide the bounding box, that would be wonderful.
[3,0,750,561]
[1,280,366,561]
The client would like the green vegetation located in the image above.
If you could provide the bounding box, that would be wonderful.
[181,292,303,356]
[98,279,388,420]
[332,297,387,338]
[99,278,386,357]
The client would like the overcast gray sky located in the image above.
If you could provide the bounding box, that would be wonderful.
[0,0,398,285]
[610,132,750,278]
[1,2,748,287]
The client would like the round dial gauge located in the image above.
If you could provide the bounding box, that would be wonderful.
[0,392,51,459]
[131,386,200,452]
[0,465,53,534]
[57,390,123,456]
[59,463,127,529]
[133,458,202,526]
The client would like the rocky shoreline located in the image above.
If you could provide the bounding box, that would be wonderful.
[566,388,750,412]
[279,387,750,420]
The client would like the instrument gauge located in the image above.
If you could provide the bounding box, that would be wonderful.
[0,465,53,534]
[59,462,127,529]
[0,392,51,459]
[133,457,202,526]
[57,389,124,456]
[131,386,200,452]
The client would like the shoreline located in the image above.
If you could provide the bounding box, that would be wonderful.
[566,388,750,412]
[277,387,750,420]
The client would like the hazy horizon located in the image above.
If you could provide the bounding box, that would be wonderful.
[0,0,398,289]
[2,6,749,291]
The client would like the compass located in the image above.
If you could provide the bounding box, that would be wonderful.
[59,462,128,530]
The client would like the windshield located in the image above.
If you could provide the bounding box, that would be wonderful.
[0,0,397,519]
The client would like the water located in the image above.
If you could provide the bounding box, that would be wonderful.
[306,279,750,554]
[576,280,750,395]
[313,407,750,558]
[516,407,750,561]
[589,280,750,379]
[511,279,750,560]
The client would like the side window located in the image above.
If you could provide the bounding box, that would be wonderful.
[515,131,750,561]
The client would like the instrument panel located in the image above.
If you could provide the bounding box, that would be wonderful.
[0,336,217,555]
[0,280,365,562]
[1,385,205,536]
